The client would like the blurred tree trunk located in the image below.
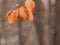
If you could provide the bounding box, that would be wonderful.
[49,0,56,45]
[33,0,44,45]
[55,0,60,45]
[20,20,39,45]
[34,0,50,45]
[16,0,39,45]
[41,0,50,45]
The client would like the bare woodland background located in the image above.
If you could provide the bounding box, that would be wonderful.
[0,0,59,45]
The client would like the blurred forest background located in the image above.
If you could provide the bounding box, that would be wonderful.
[0,0,60,45]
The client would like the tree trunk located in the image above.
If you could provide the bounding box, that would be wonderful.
[55,0,60,45]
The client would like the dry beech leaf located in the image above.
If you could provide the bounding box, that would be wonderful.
[6,9,13,19]
[6,9,18,24]
[18,6,33,21]
[18,6,29,20]
[27,10,34,21]
[6,0,35,24]
[25,0,35,10]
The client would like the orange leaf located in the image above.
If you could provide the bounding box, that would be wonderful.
[6,2,35,24]
[6,9,18,24]
[25,0,35,10]
[18,6,29,20]
[27,10,34,21]
[6,9,13,19]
